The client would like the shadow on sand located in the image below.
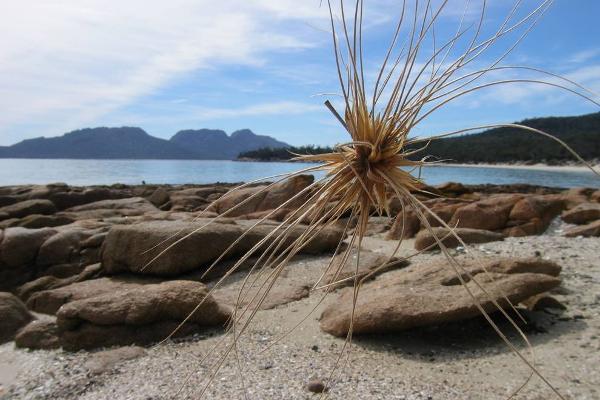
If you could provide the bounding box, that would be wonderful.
[351,308,586,362]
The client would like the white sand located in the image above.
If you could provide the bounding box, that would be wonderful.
[1,233,600,400]
[434,162,600,174]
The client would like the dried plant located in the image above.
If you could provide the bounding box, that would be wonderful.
[146,1,599,398]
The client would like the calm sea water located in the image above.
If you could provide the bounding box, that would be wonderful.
[0,159,597,188]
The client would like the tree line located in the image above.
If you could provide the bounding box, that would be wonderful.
[238,145,334,161]
[238,112,600,164]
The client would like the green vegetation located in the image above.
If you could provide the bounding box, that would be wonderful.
[421,112,600,164]
[238,145,334,161]
[239,112,600,164]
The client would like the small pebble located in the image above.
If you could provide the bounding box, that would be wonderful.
[306,378,326,393]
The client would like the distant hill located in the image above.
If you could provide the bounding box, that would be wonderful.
[422,112,600,164]
[171,128,288,160]
[0,127,195,159]
[0,127,289,160]
[238,112,600,164]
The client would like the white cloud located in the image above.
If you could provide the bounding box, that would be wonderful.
[467,64,600,106]
[1,0,594,146]
[568,49,600,65]
[190,101,323,120]
[0,0,329,143]
[100,100,326,131]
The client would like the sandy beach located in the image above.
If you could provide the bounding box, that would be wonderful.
[1,180,599,400]
[1,232,599,400]
[434,162,600,174]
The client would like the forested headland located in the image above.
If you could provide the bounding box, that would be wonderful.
[238,112,600,164]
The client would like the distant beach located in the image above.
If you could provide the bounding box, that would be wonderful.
[435,162,600,174]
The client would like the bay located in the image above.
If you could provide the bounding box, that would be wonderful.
[0,159,597,188]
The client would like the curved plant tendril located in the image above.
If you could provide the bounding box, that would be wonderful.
[144,1,599,398]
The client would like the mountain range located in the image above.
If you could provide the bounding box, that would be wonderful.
[0,127,289,160]
[239,112,600,164]
[2,112,598,163]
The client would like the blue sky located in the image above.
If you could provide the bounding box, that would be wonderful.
[1,0,599,146]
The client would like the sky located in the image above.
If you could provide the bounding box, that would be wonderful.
[1,0,599,147]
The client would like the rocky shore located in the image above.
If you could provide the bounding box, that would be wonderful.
[0,177,599,399]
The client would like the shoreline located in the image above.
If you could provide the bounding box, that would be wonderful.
[0,159,598,188]
[237,158,600,173]
[433,162,600,173]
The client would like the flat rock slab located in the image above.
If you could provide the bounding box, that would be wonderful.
[449,195,523,231]
[522,294,566,312]
[0,199,57,220]
[321,248,409,290]
[260,283,310,310]
[0,292,34,344]
[26,275,161,315]
[564,219,600,237]
[0,227,57,268]
[15,319,60,350]
[562,202,600,225]
[414,227,505,251]
[58,197,159,221]
[0,227,59,290]
[1,214,74,229]
[57,280,231,350]
[66,197,158,213]
[208,175,314,218]
[508,195,565,223]
[386,209,421,240]
[102,220,345,277]
[320,257,561,337]
[214,280,311,310]
[36,227,98,267]
[385,193,567,240]
[17,263,103,302]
